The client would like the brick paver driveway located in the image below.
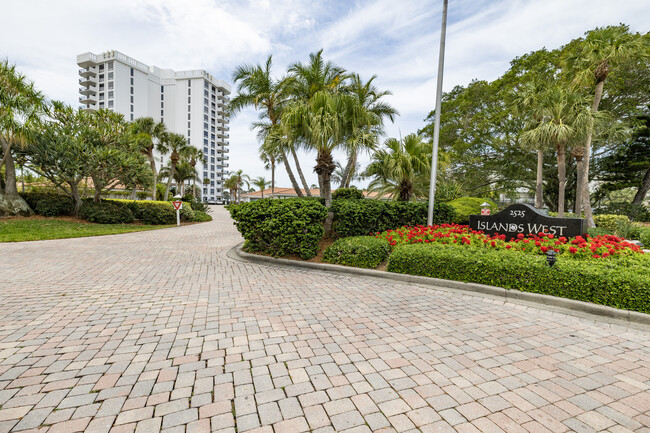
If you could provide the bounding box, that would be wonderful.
[1,206,649,433]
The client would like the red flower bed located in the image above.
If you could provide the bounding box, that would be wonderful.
[375,224,643,260]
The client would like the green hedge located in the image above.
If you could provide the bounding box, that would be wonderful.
[448,197,498,224]
[594,214,629,231]
[20,192,73,217]
[79,201,134,224]
[109,199,193,224]
[193,211,212,222]
[330,200,456,238]
[323,236,390,268]
[332,187,364,200]
[228,198,327,259]
[387,244,650,314]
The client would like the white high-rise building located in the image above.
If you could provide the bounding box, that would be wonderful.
[77,50,230,203]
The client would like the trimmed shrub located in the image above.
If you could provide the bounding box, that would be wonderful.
[594,214,629,231]
[193,211,212,222]
[323,236,390,268]
[330,200,456,238]
[597,202,650,222]
[139,205,176,225]
[448,197,498,224]
[79,201,134,224]
[180,206,195,222]
[333,187,364,200]
[387,243,650,314]
[639,227,650,247]
[228,198,327,259]
[20,192,73,216]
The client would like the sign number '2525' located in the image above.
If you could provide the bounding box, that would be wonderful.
[510,210,526,218]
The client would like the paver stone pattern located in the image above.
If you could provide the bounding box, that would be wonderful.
[1,206,649,433]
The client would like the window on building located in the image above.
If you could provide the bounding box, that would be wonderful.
[204,147,208,153]
[108,62,114,70]
[188,80,191,86]
[129,96,133,103]
[107,72,113,80]
[160,101,164,108]
[211,157,215,163]
[161,93,164,100]
[203,139,208,145]
[187,138,190,144]
[204,122,208,130]
[130,87,133,94]
[203,188,207,194]
[204,90,208,97]
[203,115,208,121]
[188,113,191,120]
[108,91,114,98]
[187,122,191,128]
[99,102,105,108]
[130,68,134,76]
[130,114,134,121]
[99,64,105,71]
[187,130,190,136]
[99,93,104,100]
[204,81,209,88]
[161,109,164,116]
[203,131,208,138]
[211,134,215,140]
[99,74,104,82]
[210,173,215,179]
[188,88,191,95]
[108,82,114,90]
[211,149,215,155]
[204,107,208,113]
[99,83,104,90]
[211,165,215,171]
[108,100,114,108]
[130,103,134,111]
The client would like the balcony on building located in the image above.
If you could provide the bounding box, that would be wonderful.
[79,86,97,96]
[79,76,95,87]
[79,95,97,105]
[77,52,98,68]
[78,67,96,78]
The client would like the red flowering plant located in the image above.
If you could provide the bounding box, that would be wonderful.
[374,224,644,260]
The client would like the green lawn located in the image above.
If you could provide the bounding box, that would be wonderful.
[0,218,173,242]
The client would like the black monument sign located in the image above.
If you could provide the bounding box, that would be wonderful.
[468,203,588,240]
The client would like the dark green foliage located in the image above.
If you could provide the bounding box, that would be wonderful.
[587,227,611,237]
[180,206,195,222]
[193,211,212,222]
[596,202,650,222]
[387,244,650,314]
[20,192,73,217]
[188,198,209,213]
[448,197,498,224]
[330,199,456,238]
[333,187,364,200]
[323,236,390,268]
[79,201,134,224]
[228,198,327,259]
[593,214,630,231]
[639,227,650,247]
[138,205,176,225]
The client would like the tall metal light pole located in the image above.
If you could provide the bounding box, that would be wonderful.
[427,0,448,226]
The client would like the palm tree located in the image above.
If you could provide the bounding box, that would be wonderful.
[230,55,304,196]
[228,170,250,204]
[252,176,270,198]
[185,147,204,198]
[340,74,398,188]
[224,175,238,204]
[364,134,431,202]
[566,25,649,226]
[521,85,599,217]
[161,133,191,201]
[159,161,198,197]
[130,117,167,200]
[259,142,282,196]
[0,60,44,216]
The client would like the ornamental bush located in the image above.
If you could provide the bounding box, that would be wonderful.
[79,201,134,224]
[20,191,74,217]
[180,206,195,222]
[594,214,629,231]
[193,211,212,222]
[332,187,364,200]
[387,243,650,314]
[109,199,191,224]
[228,198,327,259]
[448,197,498,224]
[323,236,390,268]
[330,199,456,238]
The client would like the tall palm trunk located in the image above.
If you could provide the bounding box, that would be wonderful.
[535,149,543,209]
[342,151,358,188]
[291,146,311,196]
[271,157,275,196]
[164,156,177,201]
[573,148,584,215]
[581,79,606,228]
[21,165,25,193]
[146,150,158,201]
[556,144,567,218]
[315,150,336,236]
[280,150,303,197]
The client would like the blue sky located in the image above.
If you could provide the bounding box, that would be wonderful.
[2,0,648,189]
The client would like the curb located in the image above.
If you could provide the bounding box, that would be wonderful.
[230,244,650,331]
